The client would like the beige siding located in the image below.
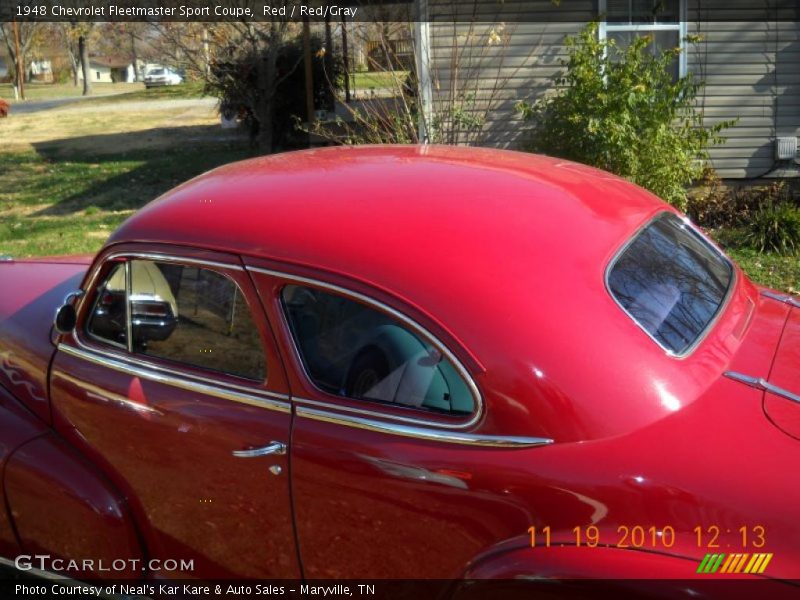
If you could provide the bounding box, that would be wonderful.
[428,0,593,147]
[689,15,800,178]
[427,1,800,179]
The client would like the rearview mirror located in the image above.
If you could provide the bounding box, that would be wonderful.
[53,290,84,334]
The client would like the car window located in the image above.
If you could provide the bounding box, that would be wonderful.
[86,259,267,380]
[281,285,474,415]
[607,212,734,355]
[86,263,128,347]
[128,260,266,380]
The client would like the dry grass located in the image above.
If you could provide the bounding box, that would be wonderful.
[0,98,219,155]
[0,82,143,103]
[0,96,251,257]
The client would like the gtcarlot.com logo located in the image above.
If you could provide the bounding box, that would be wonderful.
[14,554,194,573]
[696,553,773,574]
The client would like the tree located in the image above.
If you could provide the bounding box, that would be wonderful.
[149,22,233,81]
[207,23,342,153]
[53,21,95,94]
[204,21,319,153]
[77,24,93,95]
[55,23,80,87]
[309,21,542,146]
[0,22,41,98]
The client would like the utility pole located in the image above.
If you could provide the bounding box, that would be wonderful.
[12,20,25,100]
[303,16,315,146]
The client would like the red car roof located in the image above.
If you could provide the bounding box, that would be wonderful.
[106,145,748,441]
[108,144,663,287]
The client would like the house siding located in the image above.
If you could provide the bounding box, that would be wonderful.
[426,1,800,179]
[689,17,800,178]
[427,0,594,147]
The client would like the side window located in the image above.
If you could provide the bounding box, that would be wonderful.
[129,261,266,381]
[86,263,128,347]
[281,285,474,416]
[85,258,266,381]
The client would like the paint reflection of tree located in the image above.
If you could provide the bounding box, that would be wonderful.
[609,215,732,354]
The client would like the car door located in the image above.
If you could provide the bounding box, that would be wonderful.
[247,262,551,579]
[50,246,298,579]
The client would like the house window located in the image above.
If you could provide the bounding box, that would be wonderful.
[96,71,101,80]
[599,0,687,80]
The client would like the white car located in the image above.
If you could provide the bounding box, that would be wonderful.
[143,68,183,88]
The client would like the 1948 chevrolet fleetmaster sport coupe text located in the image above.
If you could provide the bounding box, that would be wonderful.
[0,146,798,594]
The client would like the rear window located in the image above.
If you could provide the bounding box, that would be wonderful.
[607,212,734,355]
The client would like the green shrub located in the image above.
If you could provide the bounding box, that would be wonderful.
[517,22,733,210]
[744,202,800,255]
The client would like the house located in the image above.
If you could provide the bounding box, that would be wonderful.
[78,56,138,83]
[413,0,800,178]
[29,59,53,82]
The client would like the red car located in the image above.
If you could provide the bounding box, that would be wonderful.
[0,146,797,592]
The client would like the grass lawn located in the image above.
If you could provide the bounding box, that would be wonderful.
[0,81,143,102]
[351,70,409,91]
[0,94,249,257]
[0,82,208,106]
[714,231,799,294]
[87,82,209,103]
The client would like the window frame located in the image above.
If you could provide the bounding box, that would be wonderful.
[260,267,484,431]
[604,211,737,358]
[76,251,271,386]
[84,259,130,352]
[598,0,688,79]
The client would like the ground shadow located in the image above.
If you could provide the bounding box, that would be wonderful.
[31,125,254,217]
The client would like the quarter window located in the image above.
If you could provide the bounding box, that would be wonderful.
[281,285,474,415]
[86,262,127,347]
[607,213,733,355]
[86,259,266,381]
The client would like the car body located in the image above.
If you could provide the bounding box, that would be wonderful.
[143,67,183,88]
[0,146,797,593]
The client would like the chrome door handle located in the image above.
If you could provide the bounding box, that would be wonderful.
[232,441,286,458]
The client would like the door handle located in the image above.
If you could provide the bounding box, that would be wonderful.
[232,441,287,458]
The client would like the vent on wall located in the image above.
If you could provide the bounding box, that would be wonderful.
[775,137,798,160]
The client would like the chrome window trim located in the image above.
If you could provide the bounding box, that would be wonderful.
[76,251,245,320]
[249,266,483,431]
[59,344,290,413]
[297,405,552,448]
[724,371,800,405]
[294,396,471,428]
[106,251,244,272]
[604,211,737,359]
[125,260,133,352]
[76,250,268,384]
[74,331,275,398]
[761,290,800,309]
